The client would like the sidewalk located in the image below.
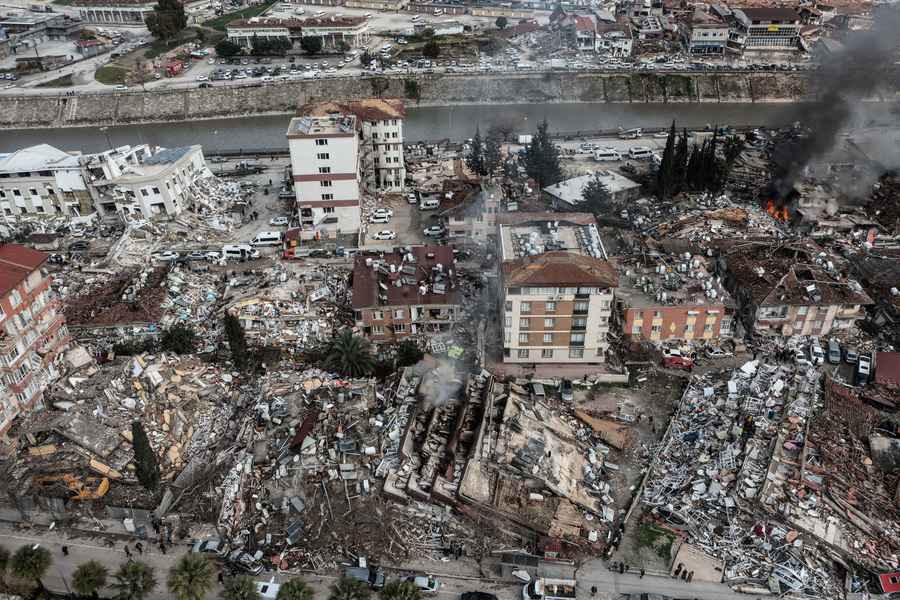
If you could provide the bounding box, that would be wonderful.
[578,559,748,600]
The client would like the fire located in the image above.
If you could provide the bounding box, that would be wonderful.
[766,199,790,222]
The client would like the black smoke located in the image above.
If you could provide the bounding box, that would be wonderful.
[772,6,900,196]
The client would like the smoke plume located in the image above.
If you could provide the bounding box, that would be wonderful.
[773,6,900,197]
[414,359,463,410]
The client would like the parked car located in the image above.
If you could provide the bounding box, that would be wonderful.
[856,354,873,386]
[227,550,263,575]
[423,225,445,237]
[152,251,180,262]
[844,346,859,364]
[372,208,394,218]
[461,593,497,600]
[191,538,229,558]
[205,251,222,261]
[559,379,573,402]
[827,338,841,365]
[345,567,385,590]
[372,230,396,240]
[309,249,331,258]
[405,576,440,594]
[47,254,66,265]
[369,214,391,224]
[185,251,208,261]
[68,241,89,252]
[809,339,825,366]
[269,216,290,226]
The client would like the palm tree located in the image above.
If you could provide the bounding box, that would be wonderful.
[328,576,370,600]
[167,554,214,600]
[380,581,421,600]
[111,560,157,600]
[72,560,109,598]
[0,545,9,590]
[9,545,52,592]
[324,330,374,377]
[279,578,315,600]
[222,575,260,600]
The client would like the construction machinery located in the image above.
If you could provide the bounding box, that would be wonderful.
[32,474,110,501]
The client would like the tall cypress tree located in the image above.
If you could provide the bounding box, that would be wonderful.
[132,421,160,492]
[524,120,563,188]
[655,120,677,199]
[467,127,485,176]
[673,129,689,195]
[223,313,248,371]
[483,130,502,176]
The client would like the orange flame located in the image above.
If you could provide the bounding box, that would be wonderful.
[766,199,790,222]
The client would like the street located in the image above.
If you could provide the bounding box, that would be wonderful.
[0,521,753,600]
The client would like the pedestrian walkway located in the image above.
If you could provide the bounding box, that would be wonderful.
[578,559,747,600]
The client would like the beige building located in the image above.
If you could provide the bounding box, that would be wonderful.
[0,144,93,218]
[499,215,618,364]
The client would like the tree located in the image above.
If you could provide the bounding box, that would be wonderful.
[484,128,503,176]
[581,172,612,215]
[323,330,373,377]
[222,576,260,600]
[300,36,323,55]
[380,581,422,600]
[10,545,51,592]
[673,128,689,194]
[215,40,242,58]
[404,78,420,102]
[112,561,157,600]
[359,50,372,67]
[396,340,423,368]
[73,561,109,599]
[132,421,160,492]
[0,545,9,590]
[328,576,371,600]
[145,0,187,42]
[167,554,214,600]
[495,16,508,29]
[278,578,315,600]
[523,119,563,187]
[160,324,196,354]
[422,40,440,59]
[466,127,485,176]
[490,118,515,142]
[655,120,676,199]
[223,313,249,371]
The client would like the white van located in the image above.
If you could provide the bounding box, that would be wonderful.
[222,244,261,260]
[593,148,622,161]
[628,146,654,160]
[314,10,325,17]
[411,14,422,21]
[251,231,283,246]
[419,198,440,210]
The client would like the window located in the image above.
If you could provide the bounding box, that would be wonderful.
[504,316,512,328]
[317,153,330,160]
[372,133,379,140]
[704,324,713,332]
[140,189,149,197]
[321,194,333,200]
[685,324,694,333]
[574,301,589,313]
[392,132,398,138]
[505,301,512,312]
[518,333,528,343]
[0,191,5,198]
[394,323,406,332]
[651,325,662,333]
[519,318,528,328]
[323,207,335,214]
[542,349,554,358]
[571,333,585,344]
[321,180,333,187]
[315,139,329,146]
[600,300,610,309]
[653,310,661,318]
[631,325,641,334]
[9,289,21,308]
[521,302,532,314]
[517,349,529,359]
[152,187,160,194]
[393,309,405,319]
[543,333,553,343]
[372,310,384,320]
[319,167,331,174]
[13,189,21,197]
[573,318,587,329]
[544,318,555,328]
[29,188,38,196]
[546,301,556,313]
[797,306,809,315]
[373,325,384,334]
[569,348,584,359]
[391,119,398,126]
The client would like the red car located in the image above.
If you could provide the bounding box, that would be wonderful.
[662,355,694,371]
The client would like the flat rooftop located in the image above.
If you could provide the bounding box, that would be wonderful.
[499,215,607,262]
[543,172,641,207]
[287,115,356,138]
[614,254,734,309]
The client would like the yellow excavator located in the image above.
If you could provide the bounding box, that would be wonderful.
[32,474,110,501]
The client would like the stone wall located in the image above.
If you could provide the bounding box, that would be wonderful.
[2,70,897,130]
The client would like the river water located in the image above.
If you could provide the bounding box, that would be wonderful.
[2,101,890,153]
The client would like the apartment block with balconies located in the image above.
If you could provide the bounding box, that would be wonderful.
[0,243,71,436]
[498,214,618,364]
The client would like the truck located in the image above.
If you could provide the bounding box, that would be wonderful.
[517,134,533,145]
[522,578,577,600]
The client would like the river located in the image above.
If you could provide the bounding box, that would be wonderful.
[2,101,891,153]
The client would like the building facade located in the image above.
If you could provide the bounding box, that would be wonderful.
[287,114,361,234]
[443,183,501,242]
[0,244,71,436]
[352,245,460,342]
[0,144,93,218]
[734,7,800,51]
[74,0,154,25]
[499,216,617,364]
[682,10,729,55]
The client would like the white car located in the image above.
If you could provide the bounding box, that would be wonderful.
[372,208,394,218]
[152,251,180,262]
[113,84,128,91]
[423,225,445,237]
[372,230,396,240]
[196,74,208,81]
[369,214,391,224]
[405,576,440,594]
[269,216,290,226]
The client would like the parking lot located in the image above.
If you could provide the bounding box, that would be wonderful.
[361,193,435,249]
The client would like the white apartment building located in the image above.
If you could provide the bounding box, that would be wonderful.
[0,144,93,218]
[287,114,361,234]
[74,0,154,25]
[89,145,210,219]
[499,215,618,364]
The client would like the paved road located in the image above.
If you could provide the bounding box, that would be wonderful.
[0,522,754,600]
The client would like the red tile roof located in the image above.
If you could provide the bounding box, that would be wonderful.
[575,16,595,31]
[0,243,47,299]
[502,251,618,288]
[876,352,900,388]
[352,245,459,310]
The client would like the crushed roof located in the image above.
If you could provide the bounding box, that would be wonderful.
[575,15,595,31]
[143,146,192,166]
[298,98,406,122]
[0,243,48,298]
[0,144,79,173]
[876,352,900,388]
[502,251,618,288]
[352,245,459,310]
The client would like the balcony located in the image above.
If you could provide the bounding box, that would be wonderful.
[570,323,586,331]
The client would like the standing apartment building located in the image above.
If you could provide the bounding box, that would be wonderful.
[0,244,71,436]
[352,245,461,342]
[0,144,93,218]
[287,114,361,234]
[499,215,618,364]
